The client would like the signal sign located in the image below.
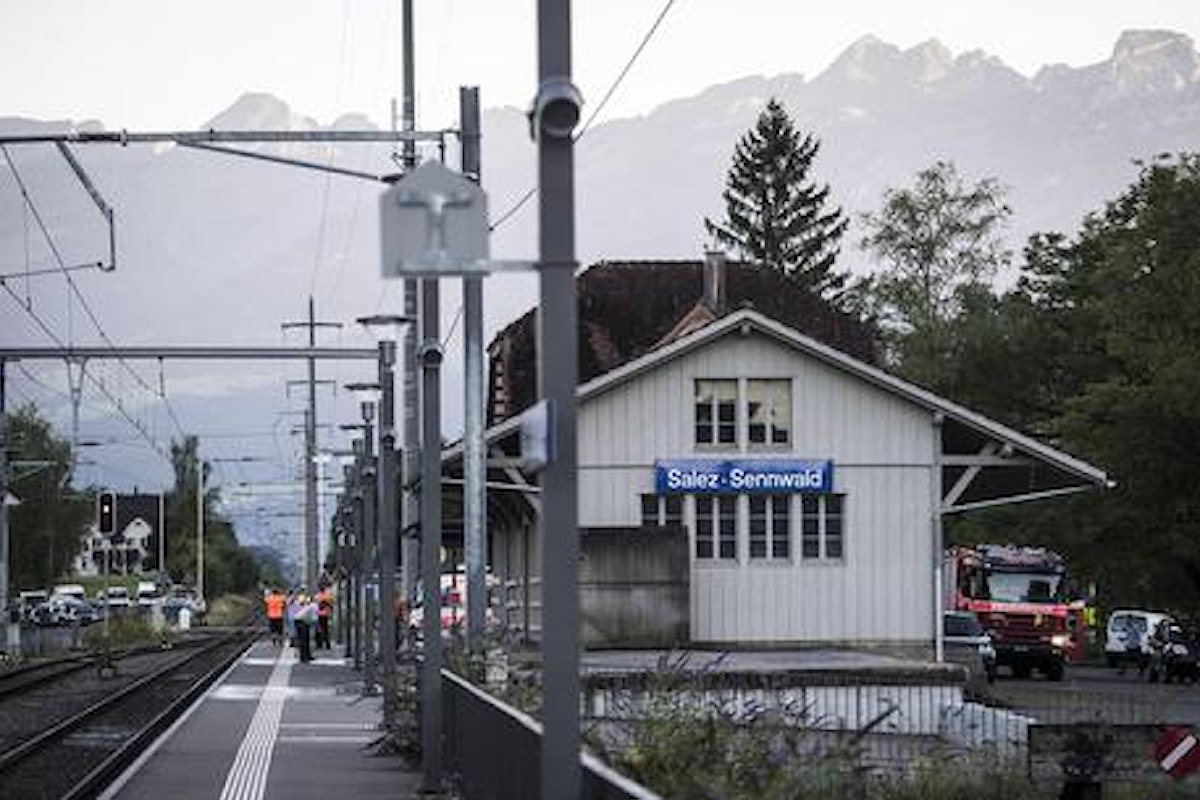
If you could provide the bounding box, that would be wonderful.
[1155,726,1200,780]
[98,491,117,536]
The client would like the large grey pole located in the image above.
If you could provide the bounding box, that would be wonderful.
[376,341,399,729]
[400,0,421,619]
[460,87,488,651]
[419,277,444,793]
[535,1,582,797]
[0,359,10,652]
[197,457,205,603]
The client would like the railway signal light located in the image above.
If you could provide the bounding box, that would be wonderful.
[98,491,117,535]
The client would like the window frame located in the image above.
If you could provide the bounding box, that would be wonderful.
[748,494,791,561]
[800,493,846,562]
[746,378,792,449]
[694,378,739,448]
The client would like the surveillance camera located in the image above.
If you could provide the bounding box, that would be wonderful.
[419,342,444,367]
[528,77,583,141]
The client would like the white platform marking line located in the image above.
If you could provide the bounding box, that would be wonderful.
[218,651,292,800]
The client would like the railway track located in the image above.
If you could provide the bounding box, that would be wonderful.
[0,628,257,800]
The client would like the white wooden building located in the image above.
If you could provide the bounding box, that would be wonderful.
[467,261,1108,655]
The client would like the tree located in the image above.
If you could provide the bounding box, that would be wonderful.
[6,405,93,589]
[162,435,262,598]
[851,161,1012,392]
[1014,154,1200,610]
[704,98,849,297]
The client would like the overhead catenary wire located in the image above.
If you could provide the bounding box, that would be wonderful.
[488,0,680,234]
[1,144,190,442]
[1,280,172,463]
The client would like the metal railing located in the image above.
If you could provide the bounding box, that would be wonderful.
[442,669,661,800]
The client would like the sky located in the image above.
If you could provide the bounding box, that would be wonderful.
[3,0,1199,550]
[3,1,1199,132]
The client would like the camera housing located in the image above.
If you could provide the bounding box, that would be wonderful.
[419,341,444,367]
[528,77,583,141]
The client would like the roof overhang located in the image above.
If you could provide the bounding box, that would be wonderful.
[449,309,1109,514]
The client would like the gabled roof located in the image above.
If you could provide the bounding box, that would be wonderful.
[486,259,880,425]
[478,308,1108,511]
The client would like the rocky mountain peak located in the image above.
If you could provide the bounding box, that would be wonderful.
[1109,30,1199,93]
[201,92,318,131]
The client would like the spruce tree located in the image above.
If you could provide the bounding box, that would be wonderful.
[704,98,848,297]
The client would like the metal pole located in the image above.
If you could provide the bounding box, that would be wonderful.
[419,278,443,793]
[361,404,378,693]
[197,458,205,604]
[0,359,11,653]
[157,491,166,575]
[305,298,320,589]
[460,87,487,651]
[377,341,399,729]
[351,440,365,671]
[400,0,421,627]
[536,1,581,796]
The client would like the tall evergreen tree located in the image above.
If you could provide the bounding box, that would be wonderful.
[704,98,849,297]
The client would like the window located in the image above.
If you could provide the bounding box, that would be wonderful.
[749,495,791,559]
[695,379,737,446]
[747,379,791,447]
[801,494,845,560]
[641,494,684,528]
[695,495,737,561]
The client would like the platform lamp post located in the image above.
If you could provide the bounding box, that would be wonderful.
[339,427,369,671]
[355,314,411,732]
[345,390,380,694]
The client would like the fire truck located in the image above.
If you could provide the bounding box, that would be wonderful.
[944,544,1087,680]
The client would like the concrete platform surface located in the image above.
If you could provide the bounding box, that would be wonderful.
[100,640,422,800]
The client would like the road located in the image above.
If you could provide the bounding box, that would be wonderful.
[992,663,1200,726]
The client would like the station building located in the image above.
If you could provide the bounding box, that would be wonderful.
[459,254,1108,656]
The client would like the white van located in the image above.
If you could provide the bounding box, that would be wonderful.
[51,583,87,602]
[136,581,161,607]
[1106,609,1173,669]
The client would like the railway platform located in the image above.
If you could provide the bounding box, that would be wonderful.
[99,639,422,800]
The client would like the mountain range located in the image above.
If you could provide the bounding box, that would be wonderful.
[1,28,1198,508]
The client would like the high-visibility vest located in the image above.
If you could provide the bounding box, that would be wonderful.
[266,593,286,620]
[316,590,333,618]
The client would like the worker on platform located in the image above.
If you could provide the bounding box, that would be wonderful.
[293,591,318,663]
[315,584,334,649]
[265,587,287,647]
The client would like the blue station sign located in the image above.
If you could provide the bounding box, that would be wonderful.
[655,459,834,495]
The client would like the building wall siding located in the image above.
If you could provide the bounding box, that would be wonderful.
[574,330,937,646]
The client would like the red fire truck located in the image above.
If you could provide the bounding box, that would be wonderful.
[944,544,1087,680]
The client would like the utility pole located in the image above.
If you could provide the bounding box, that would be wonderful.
[534,1,583,797]
[282,297,342,589]
[460,87,488,651]
[0,359,11,654]
[399,0,422,643]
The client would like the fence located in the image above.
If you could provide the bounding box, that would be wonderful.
[442,669,662,800]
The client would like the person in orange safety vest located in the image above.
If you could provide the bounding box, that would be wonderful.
[315,586,334,649]
[265,587,287,647]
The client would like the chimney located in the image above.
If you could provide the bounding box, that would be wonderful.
[703,249,727,314]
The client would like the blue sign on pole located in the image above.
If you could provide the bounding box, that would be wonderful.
[655,459,834,495]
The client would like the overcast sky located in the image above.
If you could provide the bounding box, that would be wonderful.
[4,0,1199,132]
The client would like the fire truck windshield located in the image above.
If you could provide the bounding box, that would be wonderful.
[986,571,1062,603]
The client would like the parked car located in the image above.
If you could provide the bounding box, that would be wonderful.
[96,586,132,609]
[1105,609,1173,671]
[136,581,162,608]
[51,583,87,602]
[35,595,101,627]
[943,610,997,683]
[17,589,49,622]
[1146,619,1200,684]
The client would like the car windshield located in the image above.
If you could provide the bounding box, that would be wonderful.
[986,571,1062,603]
[945,614,983,637]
